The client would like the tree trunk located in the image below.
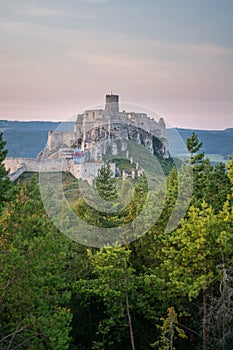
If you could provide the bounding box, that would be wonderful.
[203,289,207,350]
[126,292,135,350]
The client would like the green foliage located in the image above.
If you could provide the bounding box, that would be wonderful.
[185,133,231,211]
[151,307,187,350]
[76,246,136,349]
[0,178,72,349]
[1,135,233,349]
[95,162,117,201]
[0,132,12,208]
[168,127,233,159]
[160,203,219,299]
[152,136,175,175]
[227,157,233,184]
[73,175,148,231]
[186,132,204,164]
[192,159,231,211]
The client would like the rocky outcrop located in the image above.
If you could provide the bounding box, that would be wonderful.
[40,94,169,161]
[5,94,171,184]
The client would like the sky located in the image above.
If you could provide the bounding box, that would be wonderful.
[0,0,233,129]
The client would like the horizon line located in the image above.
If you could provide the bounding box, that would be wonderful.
[0,118,232,132]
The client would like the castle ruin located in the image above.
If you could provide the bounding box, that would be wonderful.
[4,94,170,183]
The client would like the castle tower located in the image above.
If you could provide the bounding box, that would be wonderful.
[105,93,119,115]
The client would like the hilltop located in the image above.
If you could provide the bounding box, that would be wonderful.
[1,120,233,161]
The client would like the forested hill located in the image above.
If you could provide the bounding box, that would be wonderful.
[171,128,233,160]
[1,120,233,160]
[0,120,65,158]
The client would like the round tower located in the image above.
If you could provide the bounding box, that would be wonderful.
[105,94,119,115]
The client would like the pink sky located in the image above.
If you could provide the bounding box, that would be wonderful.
[0,0,233,130]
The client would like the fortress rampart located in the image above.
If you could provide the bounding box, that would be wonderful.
[4,94,169,183]
[43,94,167,158]
[4,157,115,184]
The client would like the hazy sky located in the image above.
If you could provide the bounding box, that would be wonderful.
[0,0,233,129]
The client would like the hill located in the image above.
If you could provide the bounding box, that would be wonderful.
[167,128,233,162]
[1,120,61,158]
[1,120,233,161]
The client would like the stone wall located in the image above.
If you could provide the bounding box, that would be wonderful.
[4,157,70,173]
[69,162,115,184]
[4,94,169,184]
[44,131,76,158]
[4,157,112,185]
[8,165,27,182]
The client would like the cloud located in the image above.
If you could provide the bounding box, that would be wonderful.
[0,17,30,32]
[19,6,62,17]
[0,1,232,126]
[17,3,97,19]
[191,43,233,56]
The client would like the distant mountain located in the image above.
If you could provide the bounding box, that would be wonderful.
[0,120,61,131]
[225,128,233,135]
[0,121,60,158]
[1,120,233,160]
[172,128,233,160]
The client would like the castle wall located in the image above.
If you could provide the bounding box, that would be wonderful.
[45,93,167,156]
[5,94,168,183]
[69,162,115,184]
[4,157,114,185]
[8,165,27,182]
[111,113,165,138]
[4,157,70,174]
[47,131,76,151]
[74,108,166,142]
[4,157,27,173]
[84,109,104,123]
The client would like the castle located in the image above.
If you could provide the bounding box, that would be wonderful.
[4,94,169,183]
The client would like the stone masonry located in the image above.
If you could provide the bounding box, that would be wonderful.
[4,94,170,183]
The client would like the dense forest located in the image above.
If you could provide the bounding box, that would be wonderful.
[1,130,233,350]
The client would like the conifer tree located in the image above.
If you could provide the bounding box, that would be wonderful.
[186,132,204,164]
[151,307,186,350]
[0,178,72,349]
[77,247,136,349]
[0,131,11,207]
[95,161,117,201]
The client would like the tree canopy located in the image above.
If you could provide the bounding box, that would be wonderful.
[1,135,233,349]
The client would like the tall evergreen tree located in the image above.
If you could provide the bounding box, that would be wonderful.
[186,133,231,210]
[77,247,136,349]
[159,202,221,350]
[95,161,117,201]
[0,131,11,208]
[0,178,72,349]
[186,132,204,164]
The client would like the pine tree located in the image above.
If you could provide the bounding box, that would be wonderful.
[0,131,11,207]
[186,132,204,164]
[159,201,222,350]
[95,162,117,201]
[0,178,72,349]
[151,307,187,350]
[186,133,231,211]
[77,247,136,349]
